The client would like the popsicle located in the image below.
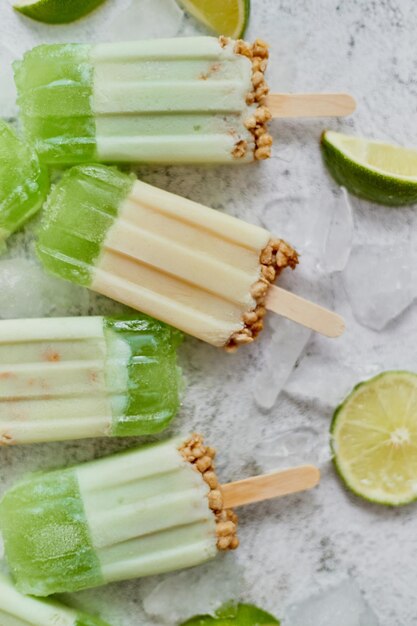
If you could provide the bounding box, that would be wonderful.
[0,571,111,626]
[0,120,48,249]
[14,37,356,166]
[0,433,320,596]
[0,315,182,445]
[37,164,344,350]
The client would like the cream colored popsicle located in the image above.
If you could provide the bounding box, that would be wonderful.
[37,164,344,350]
[0,315,182,445]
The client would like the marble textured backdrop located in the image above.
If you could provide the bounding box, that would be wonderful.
[1,0,417,624]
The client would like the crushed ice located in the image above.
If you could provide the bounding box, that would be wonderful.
[343,243,417,330]
[0,257,90,319]
[141,556,242,624]
[254,425,331,470]
[253,318,311,410]
[103,0,184,42]
[284,578,379,626]
[0,43,18,119]
[319,188,354,274]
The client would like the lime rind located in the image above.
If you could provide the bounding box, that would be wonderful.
[180,603,280,625]
[331,370,417,506]
[178,0,250,39]
[321,130,417,206]
[13,0,107,24]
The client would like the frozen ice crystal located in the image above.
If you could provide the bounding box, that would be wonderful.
[142,556,241,624]
[343,244,417,330]
[285,578,379,626]
[254,426,331,471]
[286,355,381,408]
[319,188,354,274]
[253,318,311,410]
[0,257,90,319]
[105,0,184,42]
[0,43,18,118]
[262,196,316,256]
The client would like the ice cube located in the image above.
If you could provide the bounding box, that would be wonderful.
[286,354,381,408]
[0,257,90,319]
[254,426,331,471]
[343,244,417,330]
[261,196,315,256]
[104,0,184,42]
[319,188,353,274]
[0,43,18,119]
[142,556,241,624]
[285,579,379,626]
[253,318,311,410]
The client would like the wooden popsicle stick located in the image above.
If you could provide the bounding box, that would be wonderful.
[267,93,356,118]
[222,465,320,509]
[265,285,345,338]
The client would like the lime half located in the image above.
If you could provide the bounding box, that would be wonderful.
[13,0,107,24]
[321,130,417,206]
[181,603,280,625]
[177,0,250,39]
[332,371,417,506]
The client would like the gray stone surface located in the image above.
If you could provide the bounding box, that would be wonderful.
[1,0,417,624]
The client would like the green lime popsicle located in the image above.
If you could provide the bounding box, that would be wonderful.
[0,435,239,596]
[14,37,272,165]
[0,120,48,248]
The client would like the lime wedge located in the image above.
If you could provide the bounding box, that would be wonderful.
[177,0,250,38]
[13,0,107,24]
[321,130,417,206]
[331,371,417,506]
[181,603,280,625]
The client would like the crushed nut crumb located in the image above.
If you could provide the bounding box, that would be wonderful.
[230,38,273,160]
[232,139,248,159]
[225,239,299,351]
[0,433,15,446]
[179,434,239,551]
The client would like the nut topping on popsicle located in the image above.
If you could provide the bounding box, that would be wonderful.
[226,239,299,351]
[179,433,239,550]
[232,37,273,160]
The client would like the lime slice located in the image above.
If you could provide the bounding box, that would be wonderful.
[13,0,107,24]
[331,371,417,506]
[181,603,280,625]
[177,0,250,38]
[321,130,417,206]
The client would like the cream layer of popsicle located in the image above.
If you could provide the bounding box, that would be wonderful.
[0,572,111,626]
[0,435,238,596]
[14,37,271,165]
[37,165,298,351]
[0,315,182,445]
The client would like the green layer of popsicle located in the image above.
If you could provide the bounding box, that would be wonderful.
[14,44,96,164]
[0,314,182,443]
[0,571,111,626]
[0,469,101,595]
[37,164,134,285]
[105,315,183,436]
[0,120,49,248]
